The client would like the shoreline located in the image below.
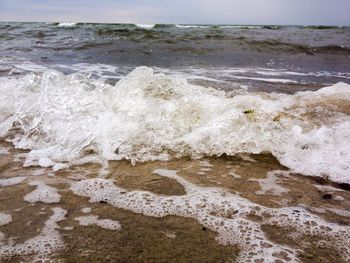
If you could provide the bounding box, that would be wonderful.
[1,141,349,262]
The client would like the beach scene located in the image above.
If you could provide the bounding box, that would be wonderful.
[0,1,350,262]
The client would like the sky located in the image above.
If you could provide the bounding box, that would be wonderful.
[0,0,349,26]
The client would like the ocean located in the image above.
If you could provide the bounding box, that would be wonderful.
[0,22,350,262]
[1,22,350,92]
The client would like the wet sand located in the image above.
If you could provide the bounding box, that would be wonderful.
[0,141,350,262]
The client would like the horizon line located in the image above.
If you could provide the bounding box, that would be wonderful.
[1,20,349,27]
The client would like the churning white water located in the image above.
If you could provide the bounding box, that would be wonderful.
[0,67,349,183]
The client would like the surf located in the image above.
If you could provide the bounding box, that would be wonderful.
[0,67,349,183]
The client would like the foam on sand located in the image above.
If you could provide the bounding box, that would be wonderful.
[0,177,27,187]
[249,170,289,196]
[71,169,350,263]
[0,213,12,226]
[81,207,92,213]
[0,147,9,155]
[0,67,350,183]
[24,181,61,203]
[75,215,121,230]
[0,207,66,261]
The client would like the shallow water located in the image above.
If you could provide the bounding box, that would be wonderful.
[1,22,350,92]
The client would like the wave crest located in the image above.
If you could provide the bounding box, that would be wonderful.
[1,67,350,183]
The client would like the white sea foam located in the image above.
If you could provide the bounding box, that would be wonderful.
[30,168,47,176]
[249,170,289,196]
[228,171,241,178]
[220,25,263,29]
[0,177,27,187]
[0,207,66,261]
[81,207,92,213]
[75,215,121,230]
[57,22,77,27]
[176,25,210,29]
[136,24,155,29]
[0,147,9,155]
[70,169,350,263]
[231,75,298,84]
[0,67,350,183]
[0,213,12,226]
[6,58,350,86]
[314,184,345,192]
[24,181,61,203]
[334,195,345,201]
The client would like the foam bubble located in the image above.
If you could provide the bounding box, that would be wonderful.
[24,181,61,203]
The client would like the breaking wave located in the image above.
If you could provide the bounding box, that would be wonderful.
[0,67,349,183]
[57,22,77,27]
[135,24,155,29]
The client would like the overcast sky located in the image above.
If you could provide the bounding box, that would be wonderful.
[0,0,349,25]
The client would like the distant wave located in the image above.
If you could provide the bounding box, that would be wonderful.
[153,24,176,28]
[48,27,350,55]
[220,25,263,29]
[301,25,344,30]
[136,24,178,29]
[57,22,77,27]
[134,24,284,30]
[135,24,155,29]
[233,37,350,55]
[175,25,210,29]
